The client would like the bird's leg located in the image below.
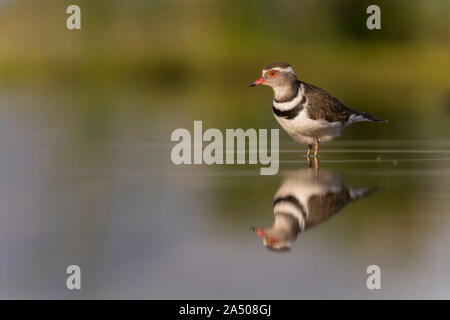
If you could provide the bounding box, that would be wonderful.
[314,156,319,175]
[307,155,312,168]
[306,144,312,158]
[314,138,320,157]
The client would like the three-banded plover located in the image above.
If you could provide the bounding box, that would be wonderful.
[251,168,374,252]
[249,62,387,157]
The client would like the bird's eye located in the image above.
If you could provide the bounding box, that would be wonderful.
[268,237,278,245]
[267,70,277,77]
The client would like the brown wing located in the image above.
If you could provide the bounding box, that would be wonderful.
[302,81,387,123]
[302,82,358,123]
[305,190,351,229]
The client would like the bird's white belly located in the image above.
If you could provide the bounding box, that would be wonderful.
[274,108,344,145]
[273,169,343,226]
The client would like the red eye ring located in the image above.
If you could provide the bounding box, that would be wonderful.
[268,70,277,77]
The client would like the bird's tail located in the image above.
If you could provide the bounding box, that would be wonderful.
[348,187,377,200]
[350,112,388,123]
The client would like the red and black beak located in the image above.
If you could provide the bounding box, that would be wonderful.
[249,77,265,87]
[250,226,265,238]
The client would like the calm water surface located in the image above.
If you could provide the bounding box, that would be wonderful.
[0,90,449,299]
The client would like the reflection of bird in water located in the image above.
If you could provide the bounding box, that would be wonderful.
[251,167,375,252]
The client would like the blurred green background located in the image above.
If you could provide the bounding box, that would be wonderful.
[0,0,448,138]
[0,0,449,299]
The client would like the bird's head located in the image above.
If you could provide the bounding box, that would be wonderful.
[249,62,297,88]
[250,225,293,253]
[249,62,298,101]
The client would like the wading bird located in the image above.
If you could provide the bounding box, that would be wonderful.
[250,62,387,157]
